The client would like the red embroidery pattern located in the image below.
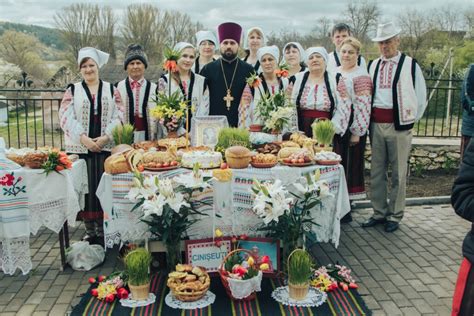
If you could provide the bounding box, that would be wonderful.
[379,61,396,89]
[353,76,373,96]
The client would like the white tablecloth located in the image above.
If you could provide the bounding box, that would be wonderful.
[0,160,88,275]
[97,165,350,249]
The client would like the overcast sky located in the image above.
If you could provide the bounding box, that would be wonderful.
[0,0,471,35]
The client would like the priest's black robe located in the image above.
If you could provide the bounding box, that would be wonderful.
[200,57,253,127]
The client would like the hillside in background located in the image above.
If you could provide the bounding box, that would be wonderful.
[0,21,65,50]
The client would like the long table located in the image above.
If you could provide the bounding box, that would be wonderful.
[0,160,88,275]
[97,164,350,249]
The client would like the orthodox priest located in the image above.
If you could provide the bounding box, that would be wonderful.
[200,22,254,127]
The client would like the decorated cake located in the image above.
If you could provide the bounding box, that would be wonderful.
[181,150,222,169]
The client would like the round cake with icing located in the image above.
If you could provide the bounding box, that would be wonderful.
[181,150,222,169]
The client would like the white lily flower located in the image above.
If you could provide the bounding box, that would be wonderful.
[142,196,164,217]
[174,172,210,189]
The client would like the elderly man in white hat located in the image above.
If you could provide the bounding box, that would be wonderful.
[362,22,427,232]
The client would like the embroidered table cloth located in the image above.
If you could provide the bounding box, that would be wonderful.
[98,165,350,249]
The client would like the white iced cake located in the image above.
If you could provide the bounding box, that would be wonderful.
[181,150,222,169]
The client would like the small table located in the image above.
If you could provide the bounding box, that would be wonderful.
[97,164,350,249]
[0,160,88,275]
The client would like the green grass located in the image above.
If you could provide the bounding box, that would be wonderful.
[1,112,63,149]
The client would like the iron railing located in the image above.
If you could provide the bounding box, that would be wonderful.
[0,78,464,150]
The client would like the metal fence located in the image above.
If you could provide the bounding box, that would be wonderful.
[0,79,464,149]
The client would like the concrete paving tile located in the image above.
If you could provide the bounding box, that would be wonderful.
[399,307,421,316]
[49,303,69,315]
[397,285,422,299]
[427,284,452,298]
[388,292,412,308]
[16,304,37,316]
[35,297,57,311]
[56,290,75,304]
[2,298,25,312]
[44,285,64,298]
[32,312,49,316]
[25,291,46,305]
[380,301,403,315]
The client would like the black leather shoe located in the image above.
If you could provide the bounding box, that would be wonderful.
[341,213,353,223]
[361,217,386,228]
[384,221,399,232]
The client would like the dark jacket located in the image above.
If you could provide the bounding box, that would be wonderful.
[461,64,474,137]
[451,139,474,263]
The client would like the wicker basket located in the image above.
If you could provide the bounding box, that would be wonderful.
[129,283,150,300]
[219,249,260,301]
[167,266,211,302]
[287,249,310,301]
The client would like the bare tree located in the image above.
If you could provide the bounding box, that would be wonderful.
[0,30,49,80]
[165,11,202,44]
[95,6,117,60]
[54,4,100,67]
[397,9,434,60]
[430,5,464,34]
[121,4,167,63]
[344,0,380,43]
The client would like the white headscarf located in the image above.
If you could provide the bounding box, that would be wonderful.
[195,30,218,47]
[281,42,306,64]
[77,47,109,68]
[304,47,328,65]
[257,45,280,63]
[243,26,266,50]
[173,42,195,54]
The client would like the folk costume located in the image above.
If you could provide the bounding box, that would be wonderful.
[193,31,217,74]
[59,47,123,243]
[116,44,158,142]
[158,42,209,137]
[242,27,266,74]
[333,66,372,201]
[240,45,290,128]
[367,22,427,226]
[282,42,307,84]
[451,140,474,316]
[200,22,254,127]
[290,47,351,138]
[327,51,367,75]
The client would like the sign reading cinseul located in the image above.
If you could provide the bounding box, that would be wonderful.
[185,238,232,273]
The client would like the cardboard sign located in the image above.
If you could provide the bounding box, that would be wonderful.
[185,238,231,273]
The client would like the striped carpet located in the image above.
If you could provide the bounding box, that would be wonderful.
[72,272,371,316]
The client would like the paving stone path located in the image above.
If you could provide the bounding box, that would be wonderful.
[0,204,468,315]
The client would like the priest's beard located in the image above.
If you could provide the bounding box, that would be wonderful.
[221,49,238,62]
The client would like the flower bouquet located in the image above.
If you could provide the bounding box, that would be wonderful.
[219,248,270,301]
[311,264,358,292]
[251,170,331,270]
[126,165,212,270]
[152,46,188,137]
[89,272,129,303]
[41,149,72,175]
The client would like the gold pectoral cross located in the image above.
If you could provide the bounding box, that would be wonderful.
[224,89,234,111]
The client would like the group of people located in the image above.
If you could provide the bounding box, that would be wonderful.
[57,17,474,314]
[58,20,429,244]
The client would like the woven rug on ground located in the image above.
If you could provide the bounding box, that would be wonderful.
[71,272,372,316]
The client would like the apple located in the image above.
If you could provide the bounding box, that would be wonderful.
[220,162,228,169]
[156,163,163,168]
[284,158,291,163]
[298,158,305,163]
[291,159,297,164]
[170,161,178,166]
[163,162,170,167]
